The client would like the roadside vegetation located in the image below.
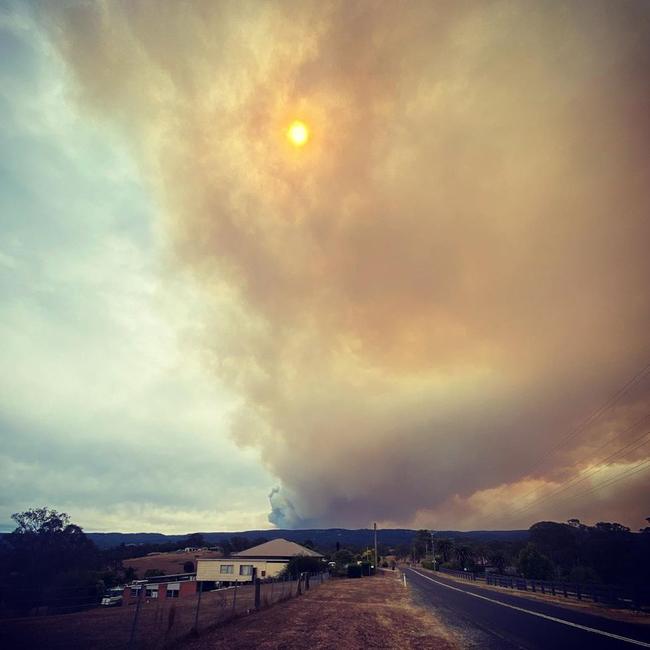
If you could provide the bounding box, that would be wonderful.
[3,505,648,617]
[406,519,650,593]
[0,507,273,616]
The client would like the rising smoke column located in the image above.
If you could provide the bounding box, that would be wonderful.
[44,1,650,528]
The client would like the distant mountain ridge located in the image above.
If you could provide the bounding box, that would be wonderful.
[84,528,529,549]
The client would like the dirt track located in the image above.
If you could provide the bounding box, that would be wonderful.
[183,570,458,649]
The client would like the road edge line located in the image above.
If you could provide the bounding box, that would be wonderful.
[408,569,650,648]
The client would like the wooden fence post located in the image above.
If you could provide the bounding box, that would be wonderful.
[127,585,144,650]
[253,568,261,610]
[192,581,203,635]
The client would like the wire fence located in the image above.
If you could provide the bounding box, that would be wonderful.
[431,566,649,611]
[0,572,330,650]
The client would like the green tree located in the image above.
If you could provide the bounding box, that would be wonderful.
[332,549,354,566]
[518,543,554,580]
[181,533,205,548]
[1,507,99,612]
[594,522,630,533]
[489,551,507,574]
[123,566,137,582]
[413,530,431,560]
[282,555,322,578]
[529,521,579,574]
[454,545,473,570]
[436,538,453,563]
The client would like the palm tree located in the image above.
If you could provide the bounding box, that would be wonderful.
[455,545,472,570]
[436,538,453,563]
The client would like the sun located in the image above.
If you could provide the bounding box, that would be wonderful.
[287,120,309,147]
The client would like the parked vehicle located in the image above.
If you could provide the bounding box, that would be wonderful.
[100,587,124,607]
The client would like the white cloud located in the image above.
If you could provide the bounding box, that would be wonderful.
[0,10,273,533]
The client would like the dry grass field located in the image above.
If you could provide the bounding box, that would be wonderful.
[0,572,457,649]
[123,550,222,576]
[184,570,459,649]
[0,581,258,649]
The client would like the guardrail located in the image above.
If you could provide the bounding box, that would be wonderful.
[485,573,648,611]
[437,567,479,581]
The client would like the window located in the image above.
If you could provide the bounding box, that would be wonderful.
[166,588,179,598]
[239,565,253,576]
[145,587,158,598]
[220,564,234,574]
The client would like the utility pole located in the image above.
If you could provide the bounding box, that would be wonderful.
[430,530,436,569]
[373,522,378,572]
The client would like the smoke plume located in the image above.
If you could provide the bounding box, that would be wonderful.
[43,1,650,528]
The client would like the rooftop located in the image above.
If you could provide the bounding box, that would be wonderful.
[232,538,323,558]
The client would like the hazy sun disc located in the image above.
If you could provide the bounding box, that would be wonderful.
[287,120,309,146]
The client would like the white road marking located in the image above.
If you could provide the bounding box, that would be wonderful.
[408,569,650,648]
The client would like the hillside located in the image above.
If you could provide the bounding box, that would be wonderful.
[85,528,528,550]
[122,549,222,576]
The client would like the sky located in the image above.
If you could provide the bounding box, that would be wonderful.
[1,1,649,534]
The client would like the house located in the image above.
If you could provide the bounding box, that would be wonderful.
[121,572,197,604]
[196,538,323,584]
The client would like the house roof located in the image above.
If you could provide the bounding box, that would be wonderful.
[232,538,323,558]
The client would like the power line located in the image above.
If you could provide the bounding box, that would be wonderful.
[554,458,650,507]
[509,426,650,518]
[510,458,650,528]
[515,362,650,503]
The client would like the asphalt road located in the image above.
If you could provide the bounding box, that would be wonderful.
[406,568,650,649]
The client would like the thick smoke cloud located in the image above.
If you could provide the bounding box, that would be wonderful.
[43,1,650,528]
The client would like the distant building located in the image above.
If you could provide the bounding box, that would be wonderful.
[121,573,197,604]
[196,538,323,584]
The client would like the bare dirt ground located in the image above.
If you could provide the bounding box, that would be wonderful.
[124,550,222,576]
[417,567,650,625]
[182,570,459,650]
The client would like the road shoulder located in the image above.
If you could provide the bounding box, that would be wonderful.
[181,570,460,649]
[416,568,650,626]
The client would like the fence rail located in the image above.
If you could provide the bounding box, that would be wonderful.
[437,567,479,581]
[484,573,648,611]
[425,566,648,612]
[0,572,330,649]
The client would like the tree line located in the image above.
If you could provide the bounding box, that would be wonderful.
[3,506,648,616]
[0,508,278,615]
[405,518,650,589]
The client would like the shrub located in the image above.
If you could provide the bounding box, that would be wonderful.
[281,555,323,579]
[518,544,555,580]
[347,564,362,578]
